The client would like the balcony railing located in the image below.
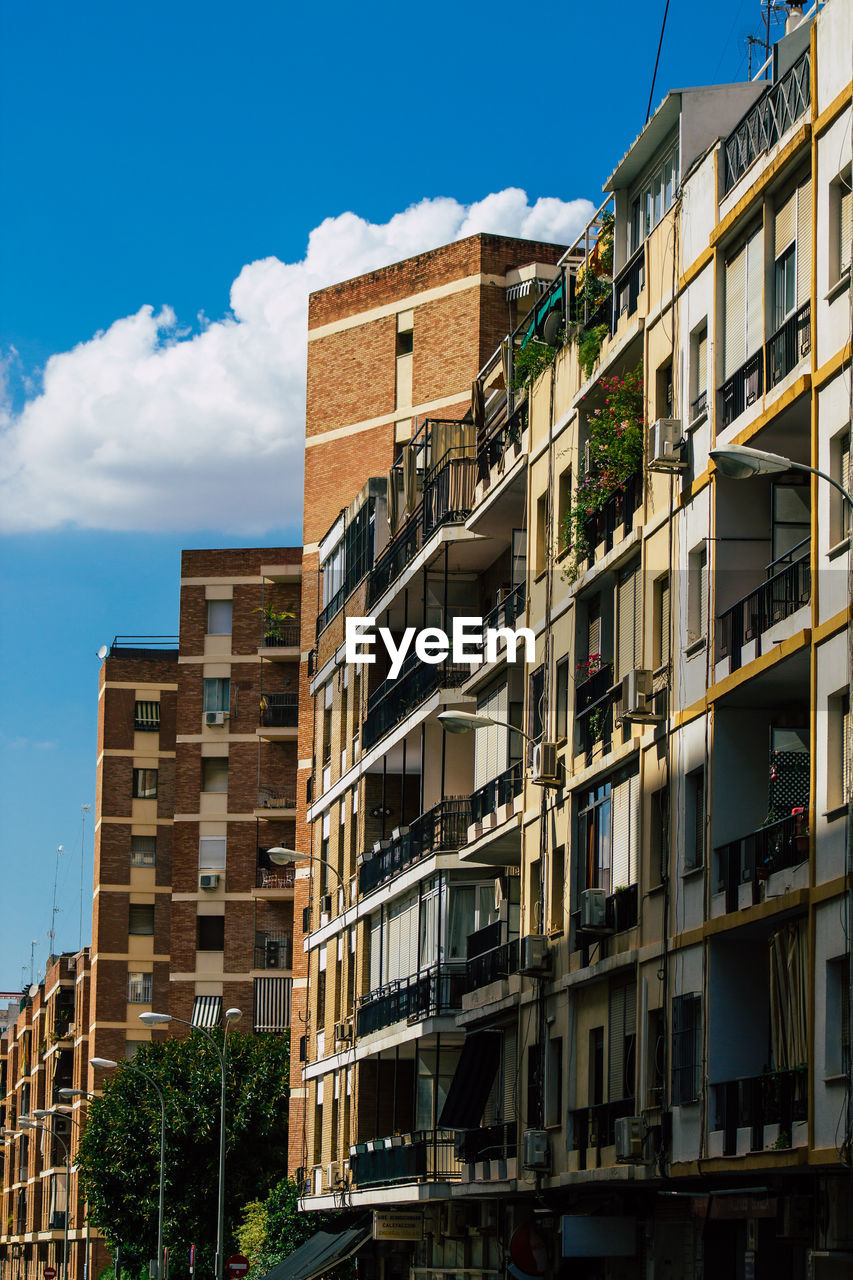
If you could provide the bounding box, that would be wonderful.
[316,585,346,638]
[715,811,809,914]
[724,50,810,193]
[255,862,296,890]
[254,931,293,970]
[614,246,645,320]
[576,664,615,766]
[456,1120,517,1163]
[362,656,470,751]
[569,1099,637,1162]
[476,400,529,479]
[358,798,471,895]
[256,786,296,811]
[766,301,811,388]
[471,583,525,657]
[350,1130,461,1188]
[717,540,810,670]
[356,962,467,1037]
[261,623,300,648]
[367,446,477,607]
[465,937,521,992]
[575,661,612,714]
[712,1067,807,1155]
[259,692,298,728]
[580,471,642,562]
[471,761,524,824]
[690,389,708,422]
[719,350,763,428]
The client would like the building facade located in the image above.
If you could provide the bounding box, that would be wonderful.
[298,3,853,1277]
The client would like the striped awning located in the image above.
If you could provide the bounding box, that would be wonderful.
[506,278,555,302]
[192,995,222,1028]
[134,700,160,729]
[253,977,292,1033]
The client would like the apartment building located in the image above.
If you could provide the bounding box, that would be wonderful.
[0,951,108,1280]
[297,3,853,1277]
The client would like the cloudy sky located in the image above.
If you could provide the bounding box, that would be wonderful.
[0,0,763,985]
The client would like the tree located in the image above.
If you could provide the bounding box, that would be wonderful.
[78,1031,290,1279]
[236,1179,353,1280]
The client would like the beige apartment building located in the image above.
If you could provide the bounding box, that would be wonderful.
[298,3,853,1277]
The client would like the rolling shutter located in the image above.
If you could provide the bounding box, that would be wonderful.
[611,771,639,888]
[475,683,508,788]
[724,244,746,377]
[617,561,641,679]
[252,977,292,1032]
[658,576,671,667]
[841,185,853,275]
[608,979,637,1102]
[774,190,796,255]
[588,599,602,662]
[696,330,707,398]
[796,180,812,305]
[745,227,763,357]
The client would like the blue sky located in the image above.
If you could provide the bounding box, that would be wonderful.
[0,0,776,986]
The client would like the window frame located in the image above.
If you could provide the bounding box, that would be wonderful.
[132,768,159,799]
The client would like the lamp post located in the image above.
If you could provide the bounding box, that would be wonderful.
[137,1010,241,1280]
[54,1095,94,1280]
[19,1117,70,1280]
[90,1059,167,1280]
[436,710,537,741]
[709,443,853,509]
[266,846,344,886]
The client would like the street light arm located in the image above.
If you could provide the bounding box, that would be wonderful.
[786,460,853,510]
[290,852,344,888]
[479,715,536,744]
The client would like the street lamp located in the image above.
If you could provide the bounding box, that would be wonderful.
[137,1009,241,1280]
[19,1116,70,1280]
[266,846,343,886]
[437,710,536,741]
[709,444,853,509]
[45,1100,94,1280]
[90,1058,167,1280]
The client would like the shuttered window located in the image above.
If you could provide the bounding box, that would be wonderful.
[475,682,509,787]
[134,701,160,731]
[608,979,637,1101]
[128,904,154,935]
[617,561,641,679]
[672,993,701,1105]
[774,190,796,256]
[611,770,639,889]
[688,545,708,642]
[685,768,705,871]
[796,180,812,305]
[843,692,851,804]
[840,182,853,276]
[724,226,762,376]
[588,599,602,663]
[656,574,670,668]
[841,440,851,540]
[252,977,292,1032]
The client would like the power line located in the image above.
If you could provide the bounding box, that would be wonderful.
[646,0,672,124]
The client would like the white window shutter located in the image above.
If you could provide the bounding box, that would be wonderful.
[745,227,764,356]
[725,245,746,377]
[796,180,812,306]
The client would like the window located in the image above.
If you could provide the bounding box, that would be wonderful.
[826,955,851,1077]
[654,573,670,669]
[555,655,569,740]
[685,767,705,871]
[617,559,641,679]
[655,357,673,420]
[828,688,851,811]
[649,785,669,886]
[628,142,679,254]
[589,1027,604,1105]
[535,491,548,576]
[830,168,852,285]
[723,225,763,378]
[579,781,612,894]
[687,544,708,643]
[557,466,572,552]
[831,430,852,544]
[197,915,225,951]
[199,836,226,872]
[128,904,155,935]
[528,665,545,747]
[203,678,230,714]
[646,1007,665,1106]
[545,1036,563,1127]
[132,768,158,799]
[320,539,345,610]
[672,993,701,1104]
[548,845,565,934]
[608,980,637,1101]
[206,599,232,635]
[130,835,156,867]
[396,328,413,357]
[127,972,153,1004]
[690,322,708,420]
[774,242,796,328]
[526,1043,543,1127]
[201,757,228,793]
[134,700,160,731]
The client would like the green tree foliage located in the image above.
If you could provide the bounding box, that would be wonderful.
[78,1032,290,1279]
[236,1179,352,1280]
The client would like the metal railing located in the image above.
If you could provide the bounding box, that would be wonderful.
[253,931,293,970]
[471,761,524,824]
[690,389,708,421]
[256,786,296,810]
[575,662,613,714]
[715,811,809,914]
[712,1067,807,1155]
[259,691,298,727]
[110,635,179,653]
[456,1121,517,1163]
[356,962,467,1037]
[476,400,529,480]
[724,50,810,193]
[766,301,811,388]
[717,541,810,669]
[261,623,300,647]
[569,1099,637,1161]
[473,583,525,656]
[358,798,471,895]
[580,470,642,563]
[316,585,345,638]
[614,246,645,319]
[576,665,615,766]
[350,1130,462,1187]
[362,657,470,751]
[719,350,763,428]
[255,862,296,890]
[465,937,521,992]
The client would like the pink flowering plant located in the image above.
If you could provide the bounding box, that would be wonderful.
[562,363,644,581]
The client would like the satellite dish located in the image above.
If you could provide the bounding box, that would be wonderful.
[541,310,562,347]
[97,645,109,660]
[28,984,39,999]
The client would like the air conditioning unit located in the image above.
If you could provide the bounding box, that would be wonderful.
[320,893,333,914]
[579,888,611,933]
[620,668,662,724]
[519,933,550,976]
[265,939,281,967]
[647,418,685,472]
[531,742,561,787]
[522,1128,550,1171]
[53,1116,71,1138]
[205,711,227,726]
[334,1020,352,1045]
[199,873,220,890]
[326,1161,340,1189]
[614,1115,645,1162]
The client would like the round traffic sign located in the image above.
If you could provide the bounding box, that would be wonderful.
[226,1257,249,1278]
[45,1268,57,1279]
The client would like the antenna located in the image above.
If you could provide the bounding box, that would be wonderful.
[79,805,92,949]
[49,845,65,958]
[29,940,37,985]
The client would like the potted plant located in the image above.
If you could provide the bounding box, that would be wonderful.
[256,602,295,644]
[612,884,635,932]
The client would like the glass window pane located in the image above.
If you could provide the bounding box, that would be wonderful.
[206,600,232,635]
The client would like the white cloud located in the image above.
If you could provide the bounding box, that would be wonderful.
[0,189,594,533]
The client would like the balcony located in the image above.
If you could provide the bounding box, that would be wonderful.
[579,471,642,566]
[716,540,810,671]
[613,246,645,322]
[471,761,523,824]
[255,860,296,890]
[350,1130,461,1188]
[258,692,298,736]
[367,443,477,608]
[766,301,811,389]
[456,1120,517,1163]
[719,351,763,428]
[569,1099,637,1166]
[465,936,520,992]
[476,400,528,482]
[723,49,810,194]
[254,930,293,970]
[259,622,300,657]
[361,656,470,752]
[255,786,296,814]
[358,798,471,895]
[355,962,467,1038]
[715,811,809,914]
[469,583,525,662]
[711,1067,807,1155]
[575,662,615,766]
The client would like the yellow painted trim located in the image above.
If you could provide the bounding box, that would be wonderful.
[809,1146,848,1166]
[726,374,812,446]
[707,629,811,704]
[677,467,711,508]
[672,888,811,950]
[811,875,847,906]
[710,123,811,248]
[675,1149,807,1176]
[673,695,709,730]
[813,341,852,390]
[813,82,852,138]
[813,607,852,645]
[678,244,713,293]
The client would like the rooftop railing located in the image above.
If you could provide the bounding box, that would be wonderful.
[724,50,810,193]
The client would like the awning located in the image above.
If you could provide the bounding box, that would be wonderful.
[192,995,222,1028]
[253,976,292,1032]
[438,1030,501,1129]
[519,279,565,349]
[257,1227,371,1280]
